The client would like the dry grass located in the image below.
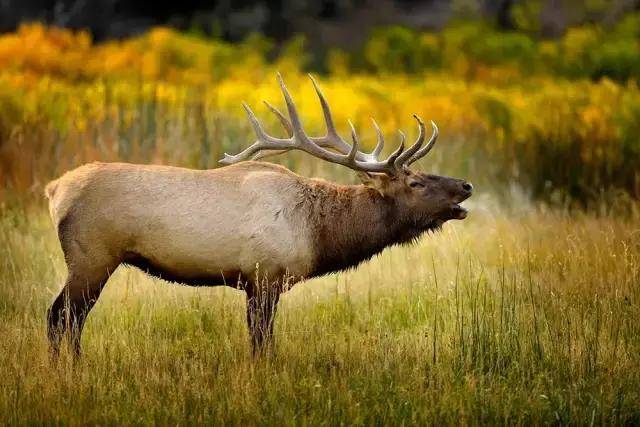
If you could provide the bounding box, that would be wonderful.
[1,196,639,425]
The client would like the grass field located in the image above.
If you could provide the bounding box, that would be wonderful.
[1,197,639,425]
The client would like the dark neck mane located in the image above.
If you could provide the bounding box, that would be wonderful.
[302,180,428,278]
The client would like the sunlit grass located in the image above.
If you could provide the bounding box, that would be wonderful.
[1,198,639,425]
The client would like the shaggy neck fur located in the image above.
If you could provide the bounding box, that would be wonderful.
[301,180,436,278]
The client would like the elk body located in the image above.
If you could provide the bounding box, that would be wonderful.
[45,75,473,355]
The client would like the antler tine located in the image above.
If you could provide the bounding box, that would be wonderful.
[277,73,306,143]
[219,102,294,165]
[347,120,360,161]
[406,120,438,166]
[263,100,293,137]
[308,74,363,157]
[243,102,273,142]
[386,131,406,165]
[394,115,426,170]
[309,74,338,138]
[370,118,385,159]
[245,101,295,161]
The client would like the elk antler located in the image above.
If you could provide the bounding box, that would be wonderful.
[220,74,438,175]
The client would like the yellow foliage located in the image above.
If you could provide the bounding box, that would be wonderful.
[0,24,638,201]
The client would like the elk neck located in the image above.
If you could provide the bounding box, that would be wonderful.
[301,180,427,278]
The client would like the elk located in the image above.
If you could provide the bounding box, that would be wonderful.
[45,75,473,356]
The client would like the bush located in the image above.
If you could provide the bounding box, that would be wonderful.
[467,31,537,68]
[364,26,441,74]
[363,17,640,83]
[590,38,640,81]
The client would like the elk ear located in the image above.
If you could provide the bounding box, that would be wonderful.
[357,172,392,195]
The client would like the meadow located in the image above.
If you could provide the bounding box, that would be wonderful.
[1,201,639,424]
[1,21,640,425]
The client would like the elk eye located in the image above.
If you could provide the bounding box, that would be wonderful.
[409,181,424,188]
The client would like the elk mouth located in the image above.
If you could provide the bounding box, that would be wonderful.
[451,203,468,220]
[449,188,472,220]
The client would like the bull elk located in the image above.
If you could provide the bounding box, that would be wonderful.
[45,75,473,355]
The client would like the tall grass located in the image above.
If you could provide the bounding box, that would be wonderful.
[1,200,639,424]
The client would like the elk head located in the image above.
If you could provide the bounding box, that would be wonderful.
[220,74,472,230]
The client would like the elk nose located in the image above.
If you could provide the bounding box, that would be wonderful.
[462,182,473,193]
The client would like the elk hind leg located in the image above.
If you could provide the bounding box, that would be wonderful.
[47,237,117,357]
[47,268,112,356]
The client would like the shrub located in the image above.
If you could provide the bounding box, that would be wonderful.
[364,26,441,74]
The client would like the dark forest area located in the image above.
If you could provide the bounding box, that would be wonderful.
[1,0,638,45]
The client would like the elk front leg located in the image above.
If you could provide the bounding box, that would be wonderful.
[245,283,281,355]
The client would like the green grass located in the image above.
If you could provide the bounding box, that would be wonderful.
[1,198,639,425]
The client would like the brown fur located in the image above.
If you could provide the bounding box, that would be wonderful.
[301,172,470,277]
[44,161,471,355]
[304,184,420,277]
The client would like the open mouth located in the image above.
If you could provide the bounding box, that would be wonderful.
[451,204,468,220]
[449,186,473,220]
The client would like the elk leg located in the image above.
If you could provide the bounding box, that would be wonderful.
[245,284,281,355]
[47,267,113,357]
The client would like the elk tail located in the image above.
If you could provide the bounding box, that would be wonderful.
[44,179,59,200]
[44,178,63,222]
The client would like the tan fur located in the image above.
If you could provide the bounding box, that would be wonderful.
[46,161,315,283]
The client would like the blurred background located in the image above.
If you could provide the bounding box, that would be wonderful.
[0,0,639,207]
